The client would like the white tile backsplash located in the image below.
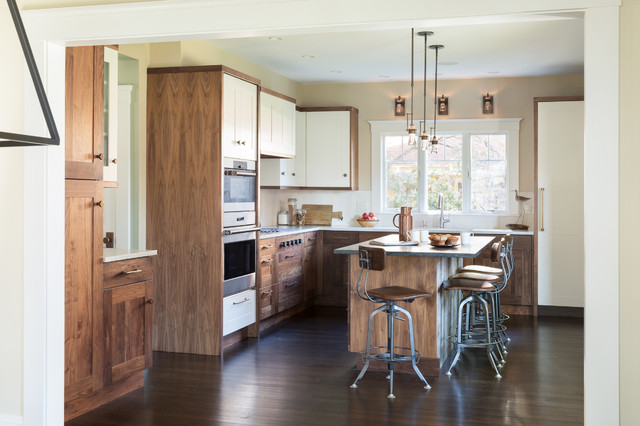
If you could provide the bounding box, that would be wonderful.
[260,189,534,230]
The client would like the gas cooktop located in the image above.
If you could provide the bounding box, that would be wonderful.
[260,227,288,234]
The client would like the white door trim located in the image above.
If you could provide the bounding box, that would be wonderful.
[19,1,620,424]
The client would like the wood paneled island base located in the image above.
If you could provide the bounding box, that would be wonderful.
[335,236,494,376]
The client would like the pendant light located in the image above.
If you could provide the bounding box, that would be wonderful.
[406,28,418,146]
[428,44,444,153]
[417,31,433,150]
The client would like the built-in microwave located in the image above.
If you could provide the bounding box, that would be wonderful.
[223,158,256,213]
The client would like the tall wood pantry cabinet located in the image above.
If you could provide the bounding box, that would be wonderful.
[64,45,153,421]
[147,65,260,356]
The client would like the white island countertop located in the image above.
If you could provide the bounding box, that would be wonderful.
[103,248,158,263]
[334,235,495,258]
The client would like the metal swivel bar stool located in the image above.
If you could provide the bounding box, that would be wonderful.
[444,241,506,378]
[350,246,431,398]
[456,236,514,350]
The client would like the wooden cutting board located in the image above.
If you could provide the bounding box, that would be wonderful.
[301,204,343,226]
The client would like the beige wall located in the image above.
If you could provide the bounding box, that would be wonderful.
[299,74,584,193]
[0,3,25,421]
[619,0,639,424]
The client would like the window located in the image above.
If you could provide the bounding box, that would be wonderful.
[372,119,520,215]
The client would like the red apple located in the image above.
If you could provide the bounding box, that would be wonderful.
[361,213,369,220]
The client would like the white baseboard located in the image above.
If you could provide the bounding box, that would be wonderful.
[0,414,22,426]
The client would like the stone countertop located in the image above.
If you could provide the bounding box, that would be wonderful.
[258,225,533,239]
[103,248,158,263]
[334,236,495,258]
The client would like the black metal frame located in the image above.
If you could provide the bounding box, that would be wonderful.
[0,0,60,147]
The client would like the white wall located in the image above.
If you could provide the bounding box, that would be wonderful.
[0,3,25,424]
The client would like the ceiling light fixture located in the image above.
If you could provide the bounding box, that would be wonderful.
[406,28,417,146]
[427,44,444,153]
[302,55,314,59]
[417,31,433,150]
[268,36,283,41]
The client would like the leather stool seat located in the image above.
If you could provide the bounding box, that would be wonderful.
[458,264,503,276]
[367,286,431,302]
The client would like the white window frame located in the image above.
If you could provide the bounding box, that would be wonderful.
[370,118,521,216]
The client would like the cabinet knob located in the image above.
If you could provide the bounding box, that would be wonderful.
[281,172,285,176]
[146,298,154,305]
[95,153,104,160]
[103,236,111,244]
[241,140,246,145]
[95,200,104,207]
[343,173,347,177]
[291,173,296,176]
[112,158,118,165]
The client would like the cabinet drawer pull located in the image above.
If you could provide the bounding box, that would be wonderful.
[123,269,142,275]
[285,283,297,289]
[146,298,154,305]
[261,245,273,250]
[261,290,273,296]
[233,298,250,305]
[284,255,296,259]
[261,259,273,264]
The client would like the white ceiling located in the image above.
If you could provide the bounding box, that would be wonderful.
[205,13,584,84]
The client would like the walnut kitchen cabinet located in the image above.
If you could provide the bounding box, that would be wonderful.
[147,65,259,356]
[468,234,534,314]
[102,257,154,390]
[258,238,277,320]
[64,180,104,421]
[260,88,296,158]
[318,231,358,306]
[303,232,319,302]
[65,46,104,180]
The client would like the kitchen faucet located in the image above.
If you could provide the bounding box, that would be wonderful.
[438,193,450,228]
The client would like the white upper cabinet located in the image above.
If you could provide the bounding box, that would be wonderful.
[261,110,306,187]
[260,91,296,158]
[223,73,258,161]
[103,46,119,183]
[305,110,355,189]
[260,107,358,190]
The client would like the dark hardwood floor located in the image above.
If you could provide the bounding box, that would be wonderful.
[67,307,583,425]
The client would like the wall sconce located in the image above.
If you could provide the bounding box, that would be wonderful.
[438,95,449,116]
[483,93,494,114]
[394,96,406,117]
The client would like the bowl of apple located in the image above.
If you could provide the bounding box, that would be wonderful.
[357,212,379,227]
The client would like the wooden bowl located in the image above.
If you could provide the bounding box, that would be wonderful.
[357,219,379,227]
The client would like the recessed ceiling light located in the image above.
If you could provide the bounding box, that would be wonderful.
[268,36,283,41]
[302,55,314,59]
[331,70,342,73]
[378,75,390,78]
[488,71,500,74]
[440,61,458,66]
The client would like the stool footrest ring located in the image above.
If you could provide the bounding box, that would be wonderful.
[359,345,421,365]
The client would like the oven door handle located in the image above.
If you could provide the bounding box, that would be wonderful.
[223,226,261,236]
[232,171,257,177]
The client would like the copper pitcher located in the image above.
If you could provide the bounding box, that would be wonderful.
[393,206,413,241]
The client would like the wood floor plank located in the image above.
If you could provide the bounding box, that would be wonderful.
[66,307,583,425]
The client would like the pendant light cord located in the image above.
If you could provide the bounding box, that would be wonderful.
[410,28,415,128]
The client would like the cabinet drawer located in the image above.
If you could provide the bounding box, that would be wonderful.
[103,257,153,289]
[323,231,358,245]
[258,283,277,320]
[259,254,275,287]
[223,289,256,336]
[512,235,533,251]
[277,278,303,312]
[277,250,303,282]
[304,232,318,247]
[259,238,276,255]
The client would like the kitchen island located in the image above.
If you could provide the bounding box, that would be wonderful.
[335,235,494,376]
